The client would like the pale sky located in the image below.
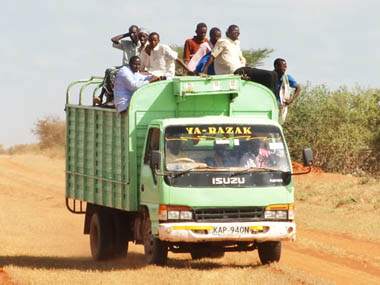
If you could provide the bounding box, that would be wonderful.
[1,0,379,147]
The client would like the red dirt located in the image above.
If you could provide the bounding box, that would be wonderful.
[0,268,13,285]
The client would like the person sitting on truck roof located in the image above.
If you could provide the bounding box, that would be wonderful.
[140,32,193,78]
[183,23,208,65]
[199,25,246,76]
[274,58,301,124]
[111,25,141,66]
[113,56,160,113]
[190,27,222,75]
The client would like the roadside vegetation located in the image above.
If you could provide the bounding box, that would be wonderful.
[284,85,380,177]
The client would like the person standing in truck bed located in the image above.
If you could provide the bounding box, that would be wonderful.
[140,32,193,78]
[190,27,222,75]
[111,25,141,66]
[183,23,208,65]
[199,25,246,75]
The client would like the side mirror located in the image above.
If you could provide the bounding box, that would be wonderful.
[303,148,314,167]
[151,150,161,170]
[293,148,313,176]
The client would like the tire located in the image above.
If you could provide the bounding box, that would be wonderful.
[258,241,281,265]
[144,218,168,266]
[111,213,129,258]
[89,212,114,260]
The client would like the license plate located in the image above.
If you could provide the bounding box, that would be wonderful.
[212,225,250,235]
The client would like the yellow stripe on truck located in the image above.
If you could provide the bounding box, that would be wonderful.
[172,225,213,230]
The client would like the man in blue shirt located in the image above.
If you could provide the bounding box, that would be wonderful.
[113,56,160,113]
[274,58,301,105]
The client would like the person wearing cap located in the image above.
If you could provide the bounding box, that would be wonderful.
[111,25,141,66]
[137,27,150,54]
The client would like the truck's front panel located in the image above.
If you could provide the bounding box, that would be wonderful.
[141,119,295,243]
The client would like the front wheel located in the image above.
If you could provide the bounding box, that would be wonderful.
[144,219,168,266]
[258,241,281,265]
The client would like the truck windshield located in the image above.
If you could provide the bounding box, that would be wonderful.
[164,124,290,173]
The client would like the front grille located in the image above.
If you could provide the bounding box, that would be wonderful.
[193,207,265,222]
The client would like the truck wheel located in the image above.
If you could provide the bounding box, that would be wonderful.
[111,213,129,258]
[258,241,281,264]
[89,212,113,260]
[144,219,168,266]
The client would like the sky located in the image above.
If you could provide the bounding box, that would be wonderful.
[1,0,380,147]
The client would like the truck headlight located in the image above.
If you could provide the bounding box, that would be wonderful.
[159,204,193,221]
[264,204,294,221]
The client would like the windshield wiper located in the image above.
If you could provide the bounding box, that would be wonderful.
[231,167,281,177]
[168,166,216,178]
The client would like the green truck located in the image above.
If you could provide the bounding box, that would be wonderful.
[65,74,313,265]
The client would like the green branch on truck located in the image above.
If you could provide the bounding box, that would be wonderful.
[65,74,313,265]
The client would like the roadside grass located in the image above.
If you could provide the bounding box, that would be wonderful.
[294,173,380,241]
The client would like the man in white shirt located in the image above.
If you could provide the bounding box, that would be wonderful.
[111,25,141,66]
[140,32,193,78]
[113,56,160,113]
[200,25,246,75]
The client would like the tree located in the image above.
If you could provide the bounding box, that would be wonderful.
[32,115,65,149]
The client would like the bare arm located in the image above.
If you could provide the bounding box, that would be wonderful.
[175,58,193,75]
[111,33,129,44]
[198,55,215,76]
[286,84,301,105]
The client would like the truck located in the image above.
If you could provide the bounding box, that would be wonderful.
[65,74,313,265]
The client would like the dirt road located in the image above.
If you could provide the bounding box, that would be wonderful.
[1,154,379,284]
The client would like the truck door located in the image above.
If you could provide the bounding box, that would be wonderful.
[140,127,161,214]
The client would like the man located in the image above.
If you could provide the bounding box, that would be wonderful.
[140,32,193,78]
[189,27,222,74]
[240,140,270,168]
[113,56,160,113]
[274,58,301,123]
[111,25,141,66]
[183,23,208,65]
[200,25,246,75]
[137,27,150,54]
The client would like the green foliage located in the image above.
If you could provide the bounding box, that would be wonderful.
[284,85,380,175]
[32,115,66,149]
[242,48,274,67]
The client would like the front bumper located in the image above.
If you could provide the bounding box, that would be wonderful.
[158,221,296,242]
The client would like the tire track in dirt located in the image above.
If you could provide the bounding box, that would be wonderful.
[282,229,380,284]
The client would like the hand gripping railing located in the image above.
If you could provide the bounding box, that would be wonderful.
[66,76,104,105]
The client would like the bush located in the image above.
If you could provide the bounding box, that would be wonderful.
[32,115,66,149]
[284,85,380,175]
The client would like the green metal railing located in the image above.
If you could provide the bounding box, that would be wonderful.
[66,76,104,105]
